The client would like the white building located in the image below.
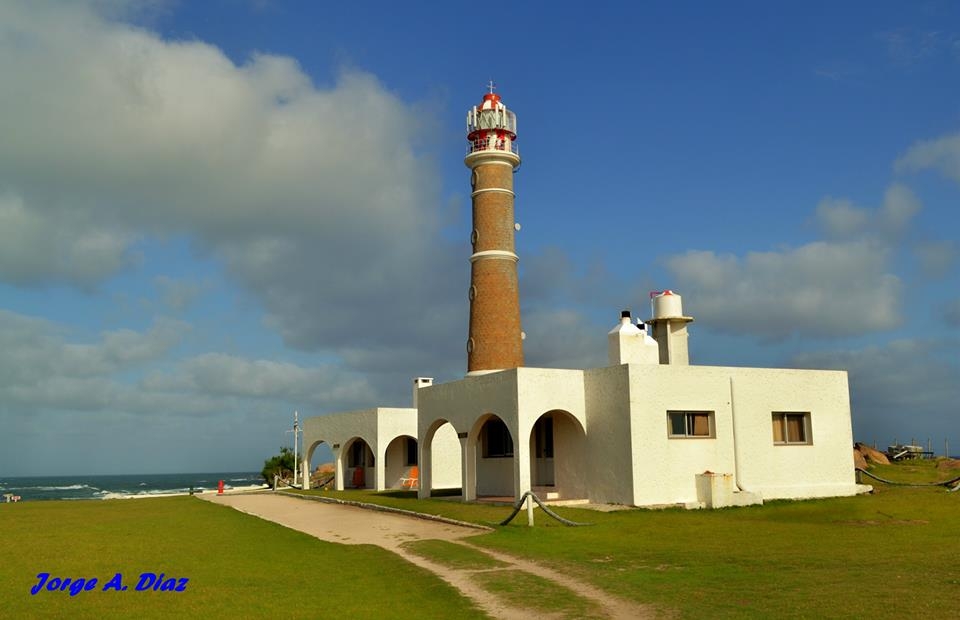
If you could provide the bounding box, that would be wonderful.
[303,294,864,508]
[301,87,865,508]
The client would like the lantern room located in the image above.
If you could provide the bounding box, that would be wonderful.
[466,83,518,157]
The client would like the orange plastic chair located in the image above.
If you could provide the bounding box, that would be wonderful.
[399,466,419,489]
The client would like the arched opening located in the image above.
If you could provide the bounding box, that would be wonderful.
[420,420,462,498]
[528,410,587,500]
[341,437,375,489]
[306,440,335,490]
[383,435,418,490]
[471,414,515,498]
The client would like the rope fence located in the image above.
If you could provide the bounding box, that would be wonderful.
[856,467,960,490]
[498,491,591,527]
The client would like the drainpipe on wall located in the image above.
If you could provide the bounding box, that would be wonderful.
[728,377,749,493]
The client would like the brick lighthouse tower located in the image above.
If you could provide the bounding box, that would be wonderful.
[465,83,523,375]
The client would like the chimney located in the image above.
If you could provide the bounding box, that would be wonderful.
[412,377,433,408]
[607,310,660,366]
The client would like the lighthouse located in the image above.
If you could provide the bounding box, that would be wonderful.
[464,83,523,375]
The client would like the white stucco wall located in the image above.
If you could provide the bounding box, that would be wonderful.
[725,367,857,499]
[550,411,588,499]
[430,422,462,489]
[592,364,859,507]
[623,365,737,506]
[383,435,412,489]
[583,365,637,504]
[306,360,857,508]
[418,368,589,501]
[515,368,586,499]
[417,371,519,499]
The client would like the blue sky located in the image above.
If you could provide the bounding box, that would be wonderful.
[1,1,958,476]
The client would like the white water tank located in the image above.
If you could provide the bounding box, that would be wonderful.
[652,290,684,319]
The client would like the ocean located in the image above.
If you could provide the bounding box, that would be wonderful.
[0,472,266,502]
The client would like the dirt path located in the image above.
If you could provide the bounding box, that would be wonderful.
[202,493,653,619]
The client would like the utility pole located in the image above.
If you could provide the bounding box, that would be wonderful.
[286,411,302,487]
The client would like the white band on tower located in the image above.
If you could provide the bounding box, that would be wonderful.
[469,250,519,263]
[471,188,515,198]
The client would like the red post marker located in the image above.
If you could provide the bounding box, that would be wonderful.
[217,480,224,495]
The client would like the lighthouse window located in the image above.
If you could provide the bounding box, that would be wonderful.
[481,418,514,458]
[667,411,714,438]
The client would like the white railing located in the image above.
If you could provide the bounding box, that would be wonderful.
[467,139,519,156]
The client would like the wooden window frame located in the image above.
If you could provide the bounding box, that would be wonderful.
[772,412,812,445]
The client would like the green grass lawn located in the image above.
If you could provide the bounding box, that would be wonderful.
[402,539,508,570]
[300,462,960,618]
[473,569,603,619]
[0,496,486,619]
[4,465,958,619]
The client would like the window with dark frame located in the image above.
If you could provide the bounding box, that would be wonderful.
[772,412,811,444]
[534,416,554,458]
[667,411,714,438]
[481,418,514,458]
[348,441,363,467]
[405,437,418,466]
[348,441,374,467]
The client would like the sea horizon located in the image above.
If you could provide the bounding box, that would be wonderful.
[0,471,266,502]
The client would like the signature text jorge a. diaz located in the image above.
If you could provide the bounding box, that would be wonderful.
[31,572,189,595]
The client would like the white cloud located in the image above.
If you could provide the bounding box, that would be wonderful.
[790,339,960,445]
[877,183,922,236]
[814,183,920,240]
[142,352,373,406]
[896,132,960,183]
[0,308,374,417]
[154,275,207,311]
[0,310,189,410]
[0,2,470,383]
[522,307,609,370]
[0,311,187,378]
[0,193,136,287]
[914,240,957,278]
[814,198,870,238]
[664,183,942,340]
[664,240,901,339]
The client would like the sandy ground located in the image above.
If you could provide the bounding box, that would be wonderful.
[202,493,654,620]
[204,492,480,549]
